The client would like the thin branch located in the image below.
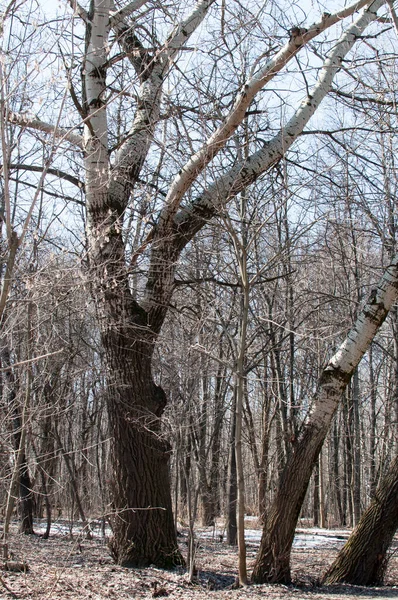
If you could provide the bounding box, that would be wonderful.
[330,87,396,106]
[7,176,85,206]
[5,163,85,190]
[0,348,65,372]
[0,0,19,36]
[7,111,83,149]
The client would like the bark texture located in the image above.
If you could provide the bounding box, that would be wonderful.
[108,379,181,567]
[323,454,398,585]
[93,273,183,566]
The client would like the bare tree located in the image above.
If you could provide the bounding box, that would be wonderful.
[4,0,392,570]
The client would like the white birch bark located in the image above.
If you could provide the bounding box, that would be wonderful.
[109,0,216,205]
[144,0,385,324]
[174,0,385,233]
[157,0,374,230]
[310,261,398,429]
[84,0,110,212]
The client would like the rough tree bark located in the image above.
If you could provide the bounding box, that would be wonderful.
[323,453,398,585]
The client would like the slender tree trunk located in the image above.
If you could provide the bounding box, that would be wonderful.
[319,449,326,528]
[351,370,362,525]
[226,390,238,546]
[234,228,249,585]
[313,462,320,527]
[258,371,271,524]
[342,391,354,526]
[251,254,398,584]
[197,371,215,526]
[369,344,378,496]
[208,366,227,524]
[323,453,398,585]
[180,427,191,520]
[332,416,344,526]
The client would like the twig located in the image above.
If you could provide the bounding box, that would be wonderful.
[0,574,17,598]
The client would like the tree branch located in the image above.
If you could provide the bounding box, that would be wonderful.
[172,0,385,248]
[330,87,397,106]
[142,0,385,321]
[155,0,377,233]
[109,0,216,214]
[66,0,89,22]
[387,0,398,35]
[7,176,85,205]
[109,0,148,26]
[4,163,85,190]
[7,111,83,149]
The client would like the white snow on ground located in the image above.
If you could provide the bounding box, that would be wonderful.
[30,519,348,550]
[32,519,110,537]
[198,526,348,548]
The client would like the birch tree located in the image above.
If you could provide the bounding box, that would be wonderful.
[4,0,392,568]
[251,252,398,583]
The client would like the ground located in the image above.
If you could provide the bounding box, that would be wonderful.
[2,520,398,599]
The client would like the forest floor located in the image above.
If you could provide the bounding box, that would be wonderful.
[2,519,398,600]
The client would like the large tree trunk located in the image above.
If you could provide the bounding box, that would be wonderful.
[251,253,398,584]
[82,0,214,567]
[323,454,398,585]
[108,381,181,567]
[100,312,183,567]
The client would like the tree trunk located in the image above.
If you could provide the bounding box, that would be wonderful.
[258,372,271,524]
[226,390,238,546]
[332,416,344,526]
[105,345,182,567]
[251,253,398,584]
[342,391,354,526]
[351,370,362,525]
[251,411,334,584]
[313,462,320,527]
[18,458,34,535]
[369,344,378,496]
[1,347,34,536]
[319,450,326,528]
[323,453,398,585]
